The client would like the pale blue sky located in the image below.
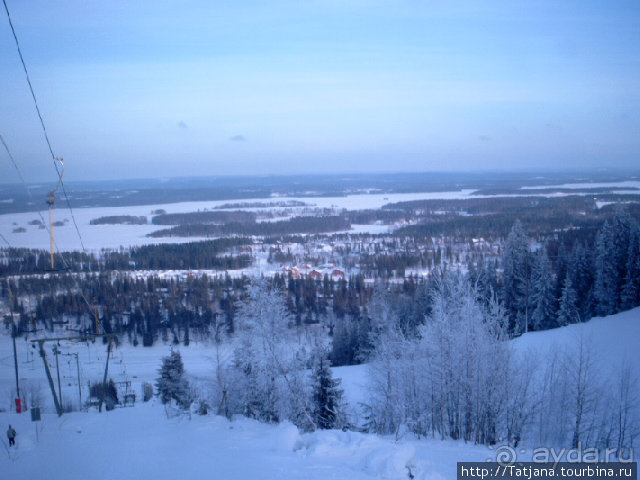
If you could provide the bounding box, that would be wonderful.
[1,0,639,182]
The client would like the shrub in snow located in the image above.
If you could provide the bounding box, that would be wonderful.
[89,379,119,410]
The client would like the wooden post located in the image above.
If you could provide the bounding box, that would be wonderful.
[98,337,112,413]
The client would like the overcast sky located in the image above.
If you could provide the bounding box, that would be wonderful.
[1,0,639,183]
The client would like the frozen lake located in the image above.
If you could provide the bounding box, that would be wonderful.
[1,182,638,251]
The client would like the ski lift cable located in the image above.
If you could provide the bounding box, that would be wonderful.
[0,232,12,248]
[0,0,99,316]
[1,132,52,233]
[2,0,85,252]
[1,134,95,314]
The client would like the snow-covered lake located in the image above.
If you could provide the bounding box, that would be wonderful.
[1,181,638,251]
[0,191,478,251]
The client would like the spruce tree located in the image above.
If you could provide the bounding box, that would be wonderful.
[530,248,556,330]
[311,351,344,430]
[568,242,594,321]
[594,222,617,316]
[557,276,579,326]
[502,220,531,334]
[156,350,192,409]
[621,226,640,310]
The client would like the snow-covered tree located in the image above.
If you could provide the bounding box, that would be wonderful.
[502,220,532,334]
[232,278,315,429]
[594,208,639,315]
[621,226,640,310]
[156,350,192,409]
[530,247,556,330]
[568,242,594,321]
[594,222,617,315]
[367,272,511,444]
[310,349,344,430]
[557,276,579,326]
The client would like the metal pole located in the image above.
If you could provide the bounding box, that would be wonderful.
[12,327,20,401]
[54,345,63,408]
[7,296,20,409]
[7,283,20,405]
[75,353,82,408]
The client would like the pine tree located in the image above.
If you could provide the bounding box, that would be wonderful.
[530,248,556,331]
[311,350,344,430]
[557,276,579,326]
[156,350,192,409]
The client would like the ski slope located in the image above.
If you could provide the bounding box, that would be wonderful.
[1,308,639,479]
[1,401,498,480]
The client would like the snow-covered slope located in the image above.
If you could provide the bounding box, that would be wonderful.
[512,307,640,375]
[1,401,494,480]
[1,308,639,479]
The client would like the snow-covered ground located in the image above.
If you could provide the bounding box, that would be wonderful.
[525,180,640,191]
[0,401,496,480]
[1,308,638,479]
[511,308,640,373]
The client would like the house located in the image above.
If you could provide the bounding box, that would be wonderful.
[309,270,323,280]
[331,269,345,279]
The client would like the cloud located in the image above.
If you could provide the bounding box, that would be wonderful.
[230,135,246,142]
[178,121,188,129]
[478,135,491,142]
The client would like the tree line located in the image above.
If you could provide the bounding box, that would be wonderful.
[0,237,253,275]
[147,215,351,238]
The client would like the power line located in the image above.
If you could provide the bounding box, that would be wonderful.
[2,0,85,251]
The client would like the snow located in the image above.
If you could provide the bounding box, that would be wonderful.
[1,308,639,478]
[0,192,476,251]
[0,401,497,480]
[511,307,640,373]
[525,181,640,191]
[2,181,639,251]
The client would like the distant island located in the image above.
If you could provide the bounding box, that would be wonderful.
[90,215,147,225]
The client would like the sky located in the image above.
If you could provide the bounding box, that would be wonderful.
[1,0,639,183]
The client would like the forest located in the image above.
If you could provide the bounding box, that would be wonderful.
[2,208,639,352]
